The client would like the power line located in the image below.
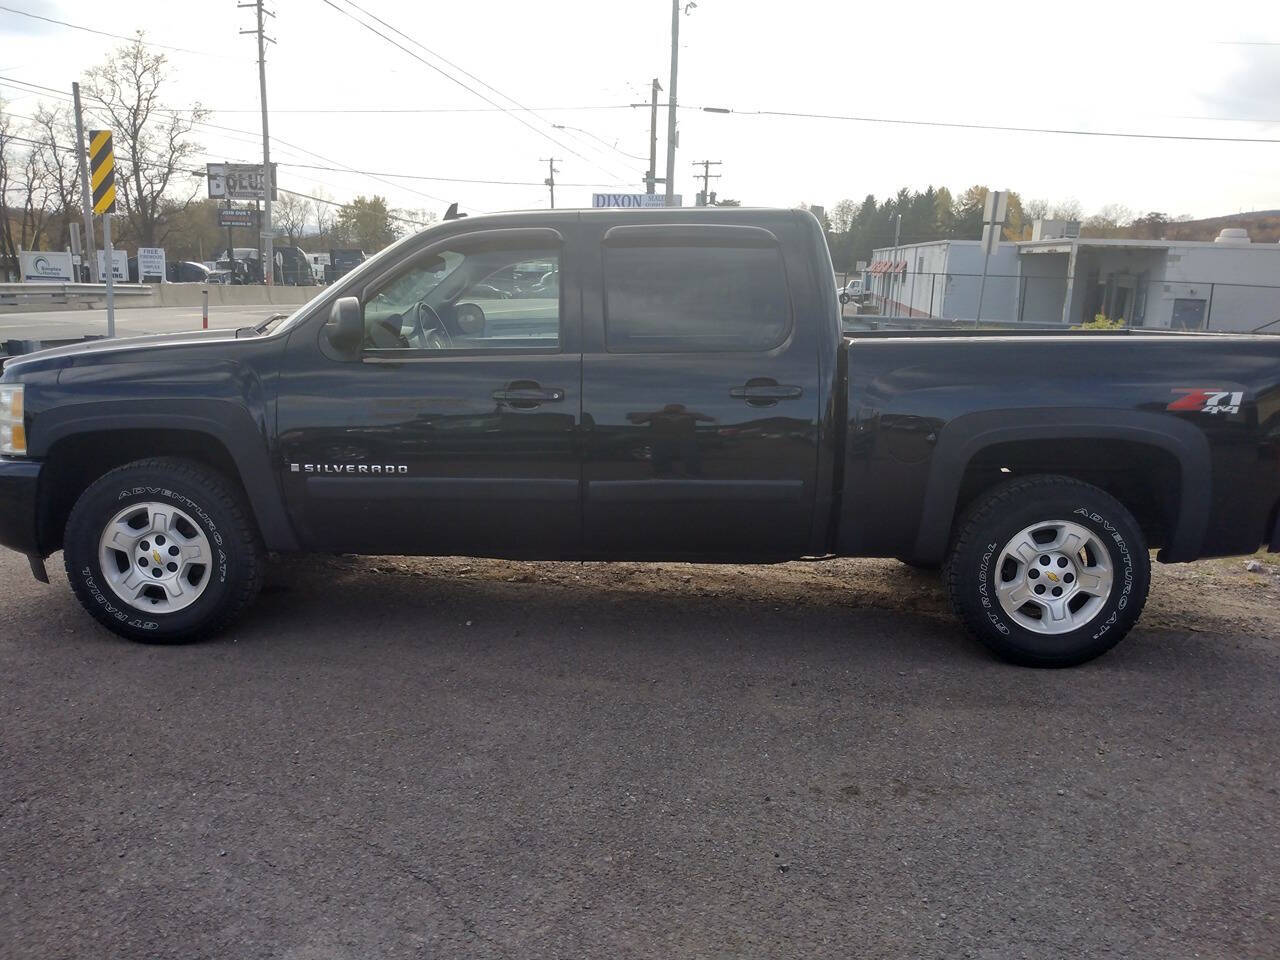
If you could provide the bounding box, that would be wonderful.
[314,0,628,182]
[0,4,248,60]
[323,0,635,181]
[0,131,435,228]
[0,75,474,210]
[690,105,1280,145]
[272,159,632,188]
[156,104,638,114]
[553,122,648,162]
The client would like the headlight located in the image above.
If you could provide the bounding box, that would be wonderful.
[0,385,26,456]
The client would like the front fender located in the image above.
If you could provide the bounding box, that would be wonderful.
[31,362,298,552]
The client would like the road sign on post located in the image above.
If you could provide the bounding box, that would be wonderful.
[138,247,165,282]
[89,129,117,336]
[206,162,278,201]
[976,189,1009,325]
[218,207,259,228]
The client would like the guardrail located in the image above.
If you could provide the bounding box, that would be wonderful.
[0,282,154,308]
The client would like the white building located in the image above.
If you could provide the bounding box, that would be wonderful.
[868,223,1280,330]
[1016,226,1280,331]
[869,239,1020,322]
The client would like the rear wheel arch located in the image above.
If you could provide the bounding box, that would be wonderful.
[911,409,1211,565]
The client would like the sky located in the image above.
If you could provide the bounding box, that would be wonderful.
[1,0,1278,225]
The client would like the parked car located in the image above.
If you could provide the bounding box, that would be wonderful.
[839,278,864,305]
[166,261,212,283]
[3,208,1280,667]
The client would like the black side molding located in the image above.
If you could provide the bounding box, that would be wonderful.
[587,479,803,503]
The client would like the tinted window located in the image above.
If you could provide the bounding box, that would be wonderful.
[364,241,560,352]
[604,245,789,353]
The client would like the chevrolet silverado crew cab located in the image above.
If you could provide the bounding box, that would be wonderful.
[2,208,1279,666]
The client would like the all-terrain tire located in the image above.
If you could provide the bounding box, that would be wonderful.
[63,457,264,643]
[945,474,1150,667]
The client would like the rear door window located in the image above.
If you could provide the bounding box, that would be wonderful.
[603,244,790,353]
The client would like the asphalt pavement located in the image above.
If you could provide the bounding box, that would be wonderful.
[1,550,1277,959]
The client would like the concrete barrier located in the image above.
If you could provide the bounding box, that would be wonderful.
[0,282,153,313]
[156,284,320,308]
[0,281,320,313]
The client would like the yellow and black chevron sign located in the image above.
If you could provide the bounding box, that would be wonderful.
[88,129,116,215]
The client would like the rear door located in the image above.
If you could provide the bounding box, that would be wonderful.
[579,216,821,559]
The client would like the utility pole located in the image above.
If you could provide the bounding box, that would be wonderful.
[691,159,721,206]
[71,82,98,282]
[240,0,275,285]
[665,1,696,205]
[541,158,560,208]
[645,78,662,195]
[891,213,901,318]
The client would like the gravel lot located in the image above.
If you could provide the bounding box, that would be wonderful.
[2,549,1278,959]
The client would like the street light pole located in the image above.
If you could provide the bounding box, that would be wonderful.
[241,0,275,285]
[665,0,692,206]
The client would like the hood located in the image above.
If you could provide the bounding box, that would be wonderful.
[1,327,254,377]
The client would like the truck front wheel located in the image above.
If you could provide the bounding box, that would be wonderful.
[945,475,1150,667]
[63,457,264,643]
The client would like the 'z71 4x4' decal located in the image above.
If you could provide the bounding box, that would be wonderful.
[1167,389,1244,416]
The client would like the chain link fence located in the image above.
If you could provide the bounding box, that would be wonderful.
[836,270,1280,333]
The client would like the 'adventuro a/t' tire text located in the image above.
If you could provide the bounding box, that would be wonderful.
[63,457,264,643]
[945,475,1151,667]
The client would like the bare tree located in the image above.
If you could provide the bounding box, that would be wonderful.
[274,190,308,247]
[1095,203,1134,228]
[0,104,17,276]
[84,34,208,246]
[12,129,53,255]
[1050,199,1084,221]
[1022,198,1050,221]
[829,198,858,234]
[31,104,80,248]
[392,207,436,238]
[309,188,335,241]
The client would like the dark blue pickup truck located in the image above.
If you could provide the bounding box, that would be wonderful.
[2,208,1278,666]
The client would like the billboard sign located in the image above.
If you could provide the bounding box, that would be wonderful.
[591,193,682,208]
[137,246,165,280]
[207,162,279,201]
[97,249,129,282]
[18,250,75,282]
[218,207,260,228]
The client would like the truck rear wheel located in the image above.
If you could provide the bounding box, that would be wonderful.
[63,457,264,643]
[945,475,1150,667]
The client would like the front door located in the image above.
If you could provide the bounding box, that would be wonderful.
[579,217,821,559]
[276,224,582,557]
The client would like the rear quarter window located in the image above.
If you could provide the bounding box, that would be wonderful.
[603,244,790,353]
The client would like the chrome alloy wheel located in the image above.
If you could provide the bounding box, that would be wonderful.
[97,502,214,614]
[993,520,1114,634]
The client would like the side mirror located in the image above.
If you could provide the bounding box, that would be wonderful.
[322,296,363,359]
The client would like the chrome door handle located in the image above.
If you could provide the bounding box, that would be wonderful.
[730,380,803,405]
[492,386,565,405]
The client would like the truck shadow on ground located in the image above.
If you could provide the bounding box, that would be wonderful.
[231,554,1256,672]
[247,554,979,664]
